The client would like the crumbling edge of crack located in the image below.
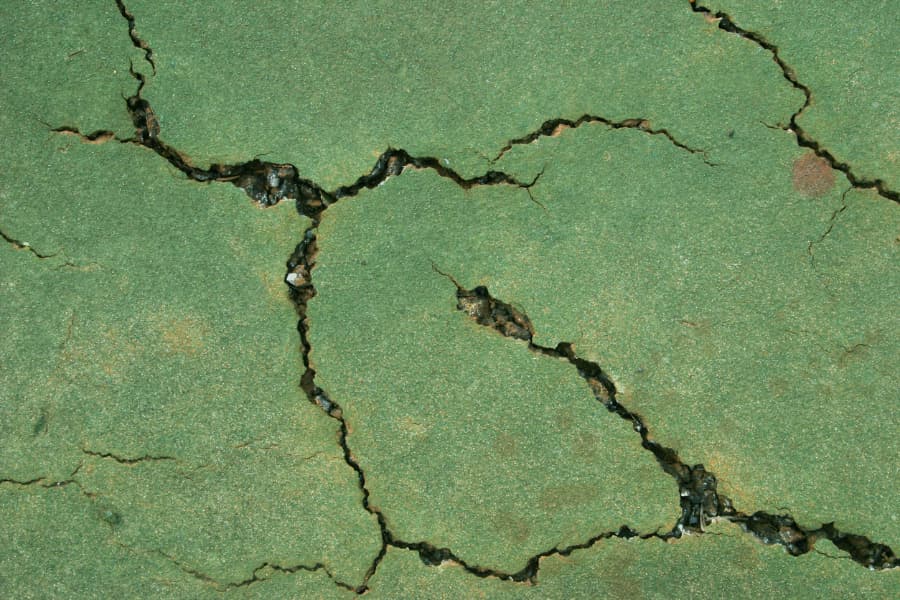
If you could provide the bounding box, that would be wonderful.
[13,2,891,593]
[431,268,899,572]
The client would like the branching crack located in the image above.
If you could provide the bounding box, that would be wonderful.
[432,267,898,571]
[31,3,887,592]
[115,86,540,220]
[492,115,717,166]
[688,1,898,203]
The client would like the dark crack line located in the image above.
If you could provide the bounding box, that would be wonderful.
[51,33,541,222]
[432,267,898,571]
[222,561,356,593]
[492,115,718,166]
[115,0,155,74]
[689,1,898,203]
[115,89,540,221]
[155,551,359,593]
[1,463,87,492]
[107,58,558,592]
[807,188,849,269]
[40,4,885,591]
[1,227,59,259]
[81,448,176,465]
[386,524,659,585]
[432,265,730,533]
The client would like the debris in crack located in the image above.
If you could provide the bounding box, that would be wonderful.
[101,61,541,219]
[492,114,717,165]
[732,513,897,570]
[434,266,899,571]
[39,3,884,590]
[688,1,898,203]
[433,265,730,533]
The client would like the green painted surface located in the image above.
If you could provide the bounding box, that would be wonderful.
[1,0,897,597]
[700,0,900,190]
[367,522,900,599]
[125,0,798,188]
[312,190,677,570]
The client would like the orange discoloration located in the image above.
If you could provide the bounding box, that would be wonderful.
[792,152,835,197]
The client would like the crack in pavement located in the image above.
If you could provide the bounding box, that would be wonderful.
[24,0,894,592]
[807,188,849,269]
[431,268,898,571]
[222,561,356,593]
[1,227,60,259]
[81,448,177,465]
[152,548,357,593]
[1,463,87,493]
[491,115,718,166]
[114,0,155,74]
[688,0,899,203]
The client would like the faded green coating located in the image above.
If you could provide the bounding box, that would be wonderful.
[700,0,900,190]
[125,0,799,188]
[311,197,677,571]
[367,522,900,598]
[1,0,898,597]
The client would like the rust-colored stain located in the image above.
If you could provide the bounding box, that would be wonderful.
[792,152,835,197]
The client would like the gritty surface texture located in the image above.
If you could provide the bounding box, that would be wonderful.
[1,0,897,597]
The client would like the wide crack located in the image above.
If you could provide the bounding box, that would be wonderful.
[432,269,898,570]
[688,0,898,203]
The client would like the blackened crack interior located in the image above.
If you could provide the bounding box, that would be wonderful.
[688,1,898,203]
[434,267,898,571]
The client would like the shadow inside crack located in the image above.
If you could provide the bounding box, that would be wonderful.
[434,266,898,571]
